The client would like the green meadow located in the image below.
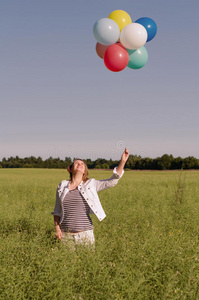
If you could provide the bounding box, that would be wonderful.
[0,169,199,300]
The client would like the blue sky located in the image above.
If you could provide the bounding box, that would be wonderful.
[0,0,198,160]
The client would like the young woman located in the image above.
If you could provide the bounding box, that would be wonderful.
[52,148,129,246]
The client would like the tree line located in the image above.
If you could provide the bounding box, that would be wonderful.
[0,154,199,170]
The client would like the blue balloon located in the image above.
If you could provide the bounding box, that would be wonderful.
[135,17,157,42]
[93,18,120,46]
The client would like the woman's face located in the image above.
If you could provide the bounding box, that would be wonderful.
[72,160,86,175]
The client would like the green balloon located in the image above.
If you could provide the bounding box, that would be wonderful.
[127,46,148,69]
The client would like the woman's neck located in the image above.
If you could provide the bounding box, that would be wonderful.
[70,174,83,189]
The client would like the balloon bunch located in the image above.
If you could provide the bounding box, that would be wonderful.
[93,10,157,72]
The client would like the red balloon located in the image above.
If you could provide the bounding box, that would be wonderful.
[96,42,109,59]
[104,43,129,72]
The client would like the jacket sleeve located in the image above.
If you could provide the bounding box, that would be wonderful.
[94,167,124,192]
[51,184,62,218]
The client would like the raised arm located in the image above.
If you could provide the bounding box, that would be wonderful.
[116,148,129,176]
[93,148,129,192]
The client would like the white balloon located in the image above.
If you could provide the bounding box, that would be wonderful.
[93,18,120,46]
[120,23,148,50]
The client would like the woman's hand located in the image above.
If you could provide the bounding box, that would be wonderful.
[116,148,129,176]
[55,225,62,240]
[121,148,129,163]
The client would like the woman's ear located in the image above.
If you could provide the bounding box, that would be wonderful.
[67,166,71,173]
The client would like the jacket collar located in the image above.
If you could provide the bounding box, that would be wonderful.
[66,180,83,190]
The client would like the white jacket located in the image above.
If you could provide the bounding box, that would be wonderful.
[51,167,124,223]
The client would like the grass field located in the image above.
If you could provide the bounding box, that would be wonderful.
[0,168,199,299]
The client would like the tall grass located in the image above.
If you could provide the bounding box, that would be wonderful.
[0,169,199,299]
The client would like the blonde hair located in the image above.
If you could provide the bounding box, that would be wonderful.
[69,159,89,182]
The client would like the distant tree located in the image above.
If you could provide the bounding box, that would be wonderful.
[37,156,44,168]
[93,159,107,169]
[101,163,110,169]
[95,158,107,166]
[138,157,153,170]
[94,164,101,169]
[171,156,183,169]
[125,154,133,169]
[108,160,119,169]
[23,163,33,168]
[84,158,94,169]
[23,157,32,165]
[1,157,7,168]
[65,157,72,167]
[182,156,199,169]
[157,154,173,170]
[44,157,54,168]
[30,156,37,166]
[125,155,141,169]
[54,158,62,169]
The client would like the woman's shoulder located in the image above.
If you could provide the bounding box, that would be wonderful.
[57,180,69,189]
[83,178,95,186]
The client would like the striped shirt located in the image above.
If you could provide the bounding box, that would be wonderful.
[60,188,93,233]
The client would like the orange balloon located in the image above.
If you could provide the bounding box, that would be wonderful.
[96,42,109,59]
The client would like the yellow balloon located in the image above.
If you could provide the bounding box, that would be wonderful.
[108,10,132,32]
